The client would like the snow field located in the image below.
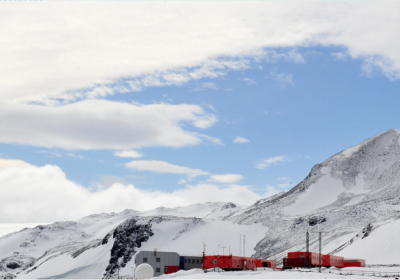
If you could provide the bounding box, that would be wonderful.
[155,268,375,279]
[339,219,400,264]
[284,167,345,215]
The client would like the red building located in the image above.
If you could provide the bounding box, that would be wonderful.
[255,259,277,269]
[321,254,344,268]
[343,258,366,267]
[203,255,275,271]
[286,252,322,267]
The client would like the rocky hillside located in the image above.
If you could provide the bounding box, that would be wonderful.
[229,129,400,264]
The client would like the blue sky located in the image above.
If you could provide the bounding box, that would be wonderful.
[1,2,400,223]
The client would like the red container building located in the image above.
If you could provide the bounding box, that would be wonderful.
[321,255,344,268]
[283,257,307,268]
[203,255,275,271]
[329,255,344,268]
[255,259,277,269]
[322,254,330,267]
[343,258,366,267]
[286,252,322,267]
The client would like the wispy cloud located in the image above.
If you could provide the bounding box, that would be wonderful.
[210,174,244,183]
[270,71,294,87]
[332,52,347,60]
[37,151,63,158]
[256,156,289,169]
[125,160,209,177]
[240,78,256,85]
[66,153,84,159]
[233,136,250,144]
[191,82,218,92]
[114,150,142,159]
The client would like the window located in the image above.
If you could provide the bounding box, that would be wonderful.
[164,267,169,273]
[196,259,199,264]
[188,259,191,264]
[156,258,160,262]
[143,258,148,263]
[156,268,160,272]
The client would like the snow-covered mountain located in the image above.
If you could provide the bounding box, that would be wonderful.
[232,129,400,264]
[0,202,266,279]
[2,129,400,279]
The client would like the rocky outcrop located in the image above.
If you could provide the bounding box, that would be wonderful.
[103,218,153,279]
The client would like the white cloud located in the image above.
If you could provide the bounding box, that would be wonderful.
[270,71,294,87]
[0,164,261,223]
[114,150,142,158]
[0,159,33,170]
[0,99,218,150]
[125,160,209,177]
[234,136,250,144]
[0,2,400,104]
[256,156,289,169]
[210,174,244,183]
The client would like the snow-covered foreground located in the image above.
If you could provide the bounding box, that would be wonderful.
[155,268,395,279]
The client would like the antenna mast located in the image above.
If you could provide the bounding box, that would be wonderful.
[239,234,241,256]
[243,235,246,257]
[306,230,310,268]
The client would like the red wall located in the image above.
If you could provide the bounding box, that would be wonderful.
[203,255,274,270]
[344,259,365,267]
[164,266,179,274]
[287,252,322,266]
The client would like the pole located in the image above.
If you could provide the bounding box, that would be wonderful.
[203,247,206,273]
[306,230,310,268]
[243,235,246,258]
[319,231,322,273]
[222,246,226,256]
[218,245,220,256]
[239,234,241,257]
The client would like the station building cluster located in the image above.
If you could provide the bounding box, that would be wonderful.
[134,249,365,277]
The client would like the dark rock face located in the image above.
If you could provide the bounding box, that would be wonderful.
[308,216,327,226]
[5,263,20,270]
[362,223,373,239]
[103,218,154,279]
[221,202,237,210]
